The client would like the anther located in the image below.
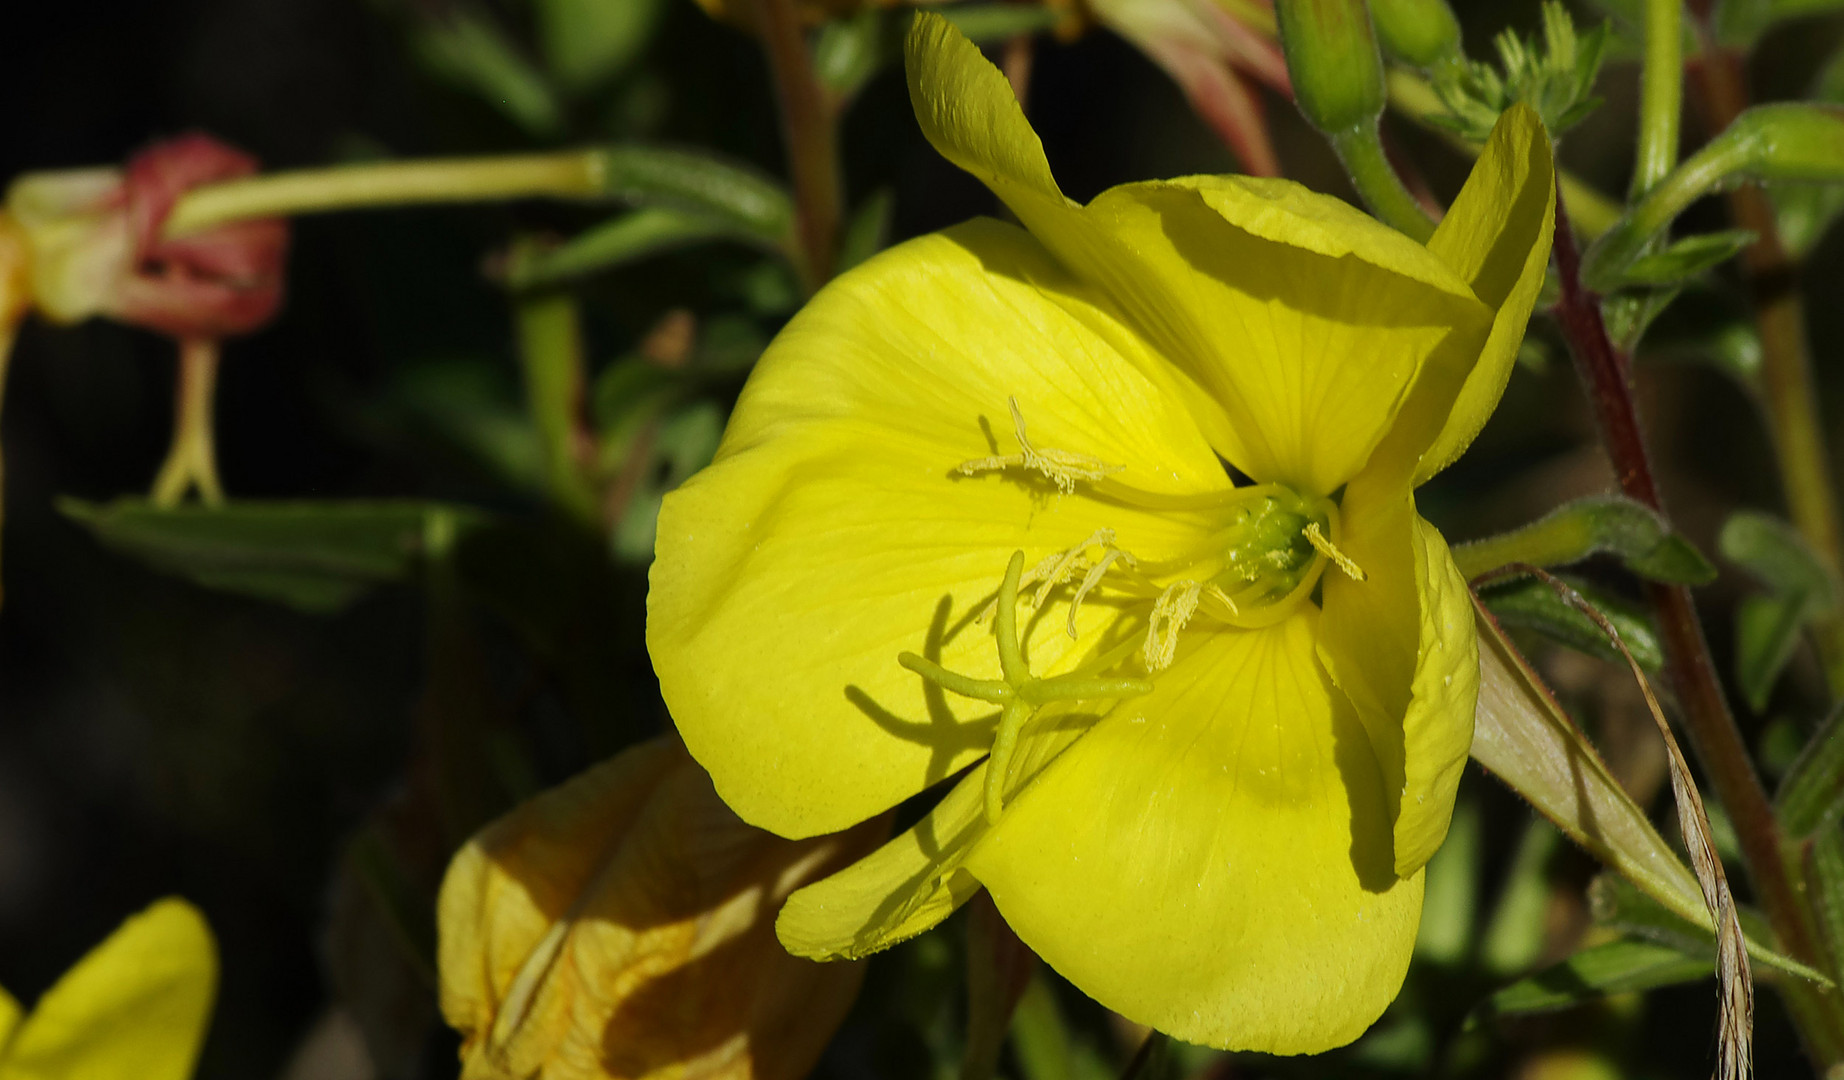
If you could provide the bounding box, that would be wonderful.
[1303,521,1367,581]
[1144,580,1203,672]
[956,396,1125,495]
[1066,549,1129,638]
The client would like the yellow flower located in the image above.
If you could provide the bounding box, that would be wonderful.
[648,13,1553,1054]
[0,898,218,1080]
[437,736,884,1080]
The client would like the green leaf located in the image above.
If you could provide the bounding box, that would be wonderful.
[60,498,484,613]
[814,9,901,99]
[941,3,1065,41]
[1776,705,1844,838]
[1482,574,1664,671]
[1722,511,1840,603]
[1805,829,1844,982]
[1472,603,1832,985]
[1721,511,1840,710]
[600,146,795,247]
[1615,230,1757,286]
[1737,592,1815,712]
[1483,939,1712,1016]
[1452,494,1717,585]
[535,0,662,93]
[838,188,895,274]
[412,9,563,138]
[1480,820,1563,975]
[508,207,747,291]
[1589,872,1819,981]
[1415,798,1481,966]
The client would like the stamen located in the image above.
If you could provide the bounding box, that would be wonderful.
[1030,529,1116,609]
[1143,580,1203,673]
[1303,521,1367,581]
[1066,549,1129,638]
[956,397,1126,495]
[900,550,1153,825]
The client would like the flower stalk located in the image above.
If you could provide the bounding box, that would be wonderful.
[1550,186,1844,1059]
[162,151,610,237]
[150,338,226,507]
[1632,0,1683,200]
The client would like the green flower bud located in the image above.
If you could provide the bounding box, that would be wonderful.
[1731,103,1844,183]
[1276,0,1385,134]
[1369,0,1461,70]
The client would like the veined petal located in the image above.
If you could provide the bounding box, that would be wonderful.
[2,899,217,1080]
[904,13,1492,494]
[649,219,1228,840]
[437,737,880,1080]
[1316,475,1477,878]
[966,614,1423,1053]
[1365,105,1556,489]
[779,700,1101,959]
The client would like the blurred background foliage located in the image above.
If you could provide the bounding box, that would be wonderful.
[1,0,1843,1077]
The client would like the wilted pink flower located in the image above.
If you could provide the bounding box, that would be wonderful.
[5,132,288,340]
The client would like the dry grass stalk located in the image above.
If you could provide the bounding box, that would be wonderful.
[1482,564,1754,1080]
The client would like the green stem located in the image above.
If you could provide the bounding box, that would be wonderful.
[1691,42,1844,701]
[1632,0,1684,200]
[150,338,225,508]
[1329,125,1436,242]
[753,0,842,291]
[163,151,609,237]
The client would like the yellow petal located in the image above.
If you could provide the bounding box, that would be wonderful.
[437,736,884,1080]
[0,986,21,1051]
[966,614,1423,1053]
[1316,474,1478,878]
[905,13,1492,494]
[649,219,1229,840]
[779,699,1099,959]
[4,168,132,326]
[1368,104,1556,489]
[1,898,218,1080]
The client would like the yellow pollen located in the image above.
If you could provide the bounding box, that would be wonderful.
[1303,521,1367,581]
[1144,580,1203,672]
[956,397,1125,495]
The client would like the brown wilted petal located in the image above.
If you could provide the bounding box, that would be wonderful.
[437,736,884,1080]
[3,133,288,340]
[115,132,290,339]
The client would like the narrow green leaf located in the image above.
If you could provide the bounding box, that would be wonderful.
[1471,603,1833,985]
[1415,798,1481,966]
[1484,939,1713,1016]
[60,498,483,613]
[1776,705,1844,838]
[1721,511,1840,710]
[942,4,1065,41]
[509,208,744,291]
[1452,494,1717,584]
[1806,829,1844,980]
[412,10,563,138]
[1615,230,1757,285]
[838,188,896,274]
[599,146,794,246]
[815,9,901,99]
[1482,574,1664,671]
[1480,819,1562,975]
[1723,511,1840,603]
[511,268,600,525]
[1590,872,1823,982]
[1737,592,1815,711]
